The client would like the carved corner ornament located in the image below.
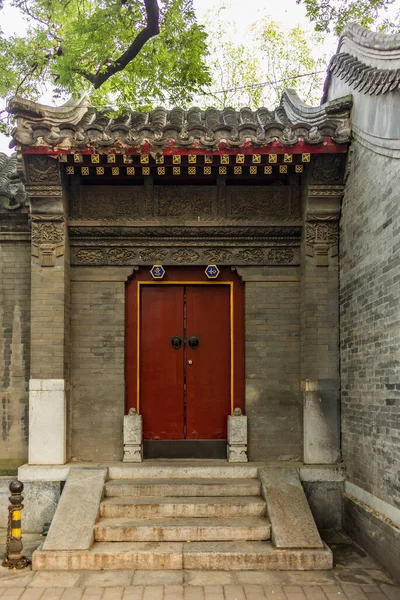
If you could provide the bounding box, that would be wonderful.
[305,217,339,267]
[31,215,65,267]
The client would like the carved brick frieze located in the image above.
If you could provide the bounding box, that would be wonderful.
[108,248,137,264]
[70,186,142,220]
[155,186,214,218]
[140,248,169,261]
[71,245,299,266]
[204,248,233,262]
[267,248,295,263]
[26,156,60,185]
[310,155,345,184]
[75,248,104,265]
[68,185,302,224]
[308,185,345,196]
[171,249,200,263]
[236,249,264,263]
[228,187,294,220]
[31,215,65,267]
[68,225,302,239]
[26,185,63,197]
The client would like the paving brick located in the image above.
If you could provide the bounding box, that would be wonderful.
[243,584,265,599]
[340,584,368,600]
[121,588,144,600]
[60,590,84,600]
[203,585,224,600]
[164,584,184,600]
[381,587,400,600]
[19,591,44,600]
[301,587,327,600]
[223,585,246,600]
[142,587,163,600]
[263,586,287,600]
[183,588,204,600]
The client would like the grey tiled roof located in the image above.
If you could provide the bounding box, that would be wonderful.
[8,90,352,152]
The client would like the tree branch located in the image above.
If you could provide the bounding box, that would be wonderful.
[77,0,160,89]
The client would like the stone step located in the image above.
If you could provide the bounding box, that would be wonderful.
[100,496,266,519]
[105,478,261,498]
[108,465,259,480]
[32,541,333,571]
[182,541,333,570]
[94,517,271,542]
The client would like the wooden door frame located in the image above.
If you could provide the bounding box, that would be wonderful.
[125,266,245,416]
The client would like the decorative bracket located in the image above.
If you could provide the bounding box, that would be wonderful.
[305,184,344,266]
[31,215,65,267]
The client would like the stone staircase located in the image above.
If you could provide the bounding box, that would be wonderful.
[32,465,333,570]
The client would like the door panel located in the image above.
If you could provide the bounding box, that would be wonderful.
[141,285,184,440]
[185,285,231,439]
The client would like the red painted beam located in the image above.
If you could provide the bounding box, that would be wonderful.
[21,137,347,156]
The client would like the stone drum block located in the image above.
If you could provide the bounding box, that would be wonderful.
[227,408,248,462]
[123,408,143,462]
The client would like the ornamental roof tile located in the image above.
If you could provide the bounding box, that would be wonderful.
[323,23,400,101]
[8,90,352,153]
[0,153,26,208]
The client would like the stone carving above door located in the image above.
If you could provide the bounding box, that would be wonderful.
[71,245,300,266]
[70,186,142,220]
[139,248,169,261]
[107,248,137,264]
[69,185,301,224]
[235,249,264,263]
[171,249,201,263]
[75,248,104,265]
[267,248,295,263]
[155,186,214,218]
[204,248,233,262]
[228,187,294,220]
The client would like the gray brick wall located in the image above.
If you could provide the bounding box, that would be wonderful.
[245,268,301,461]
[30,256,69,380]
[300,257,340,382]
[69,267,302,462]
[70,276,125,461]
[340,141,400,509]
[0,240,31,468]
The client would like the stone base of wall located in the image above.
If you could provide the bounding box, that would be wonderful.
[303,481,343,531]
[344,494,400,583]
[300,466,345,531]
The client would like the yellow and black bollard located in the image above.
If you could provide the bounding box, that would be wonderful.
[2,480,31,569]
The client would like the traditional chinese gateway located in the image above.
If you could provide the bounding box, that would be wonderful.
[0,24,399,577]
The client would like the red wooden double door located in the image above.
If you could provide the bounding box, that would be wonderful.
[125,268,244,454]
[141,284,230,440]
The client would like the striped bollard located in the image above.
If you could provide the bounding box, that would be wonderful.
[2,480,30,569]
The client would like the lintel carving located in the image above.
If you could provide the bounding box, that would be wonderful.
[71,245,298,266]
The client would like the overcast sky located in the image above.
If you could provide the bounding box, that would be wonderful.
[0,0,338,153]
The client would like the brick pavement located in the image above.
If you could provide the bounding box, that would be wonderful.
[0,571,399,600]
